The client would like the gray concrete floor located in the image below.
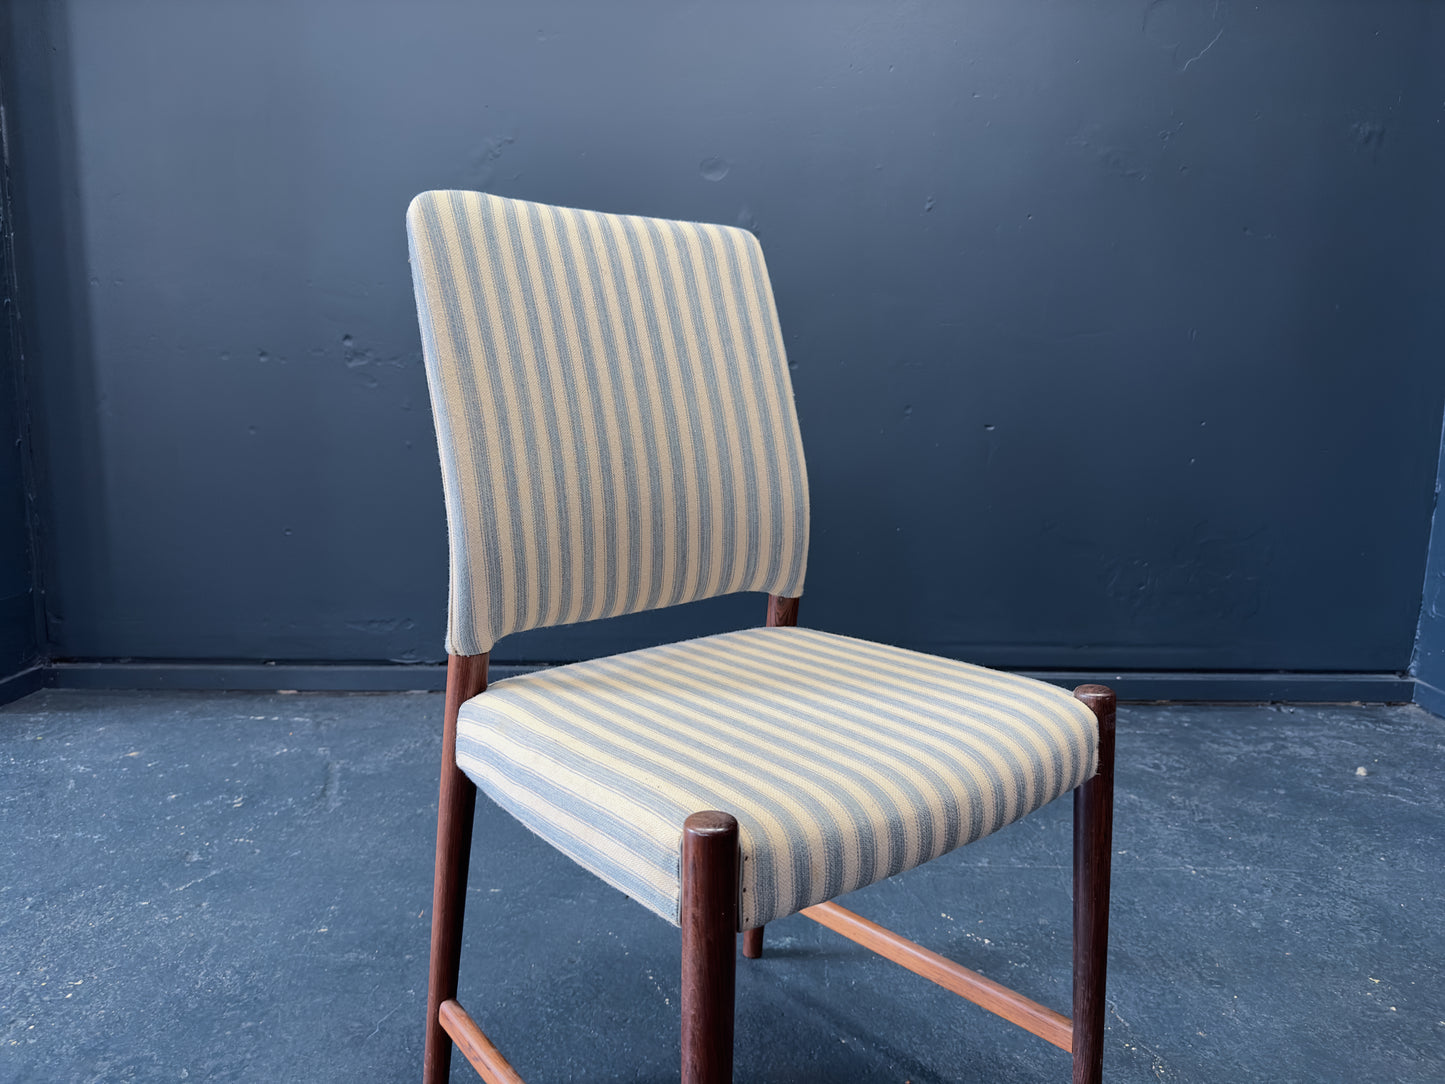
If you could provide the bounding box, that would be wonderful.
[1,689,1442,1083]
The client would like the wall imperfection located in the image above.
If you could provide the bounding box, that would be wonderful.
[1351,121,1386,159]
[1144,0,1227,73]
[699,156,730,182]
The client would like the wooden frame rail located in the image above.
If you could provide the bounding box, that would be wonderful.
[436,894,1079,1084]
[800,901,1074,1052]
[439,1000,526,1084]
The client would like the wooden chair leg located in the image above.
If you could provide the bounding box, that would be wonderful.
[741,595,798,968]
[423,653,489,1084]
[681,811,740,1084]
[1071,684,1116,1084]
[741,927,764,959]
[765,593,799,629]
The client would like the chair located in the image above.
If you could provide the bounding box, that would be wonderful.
[406,190,1116,1083]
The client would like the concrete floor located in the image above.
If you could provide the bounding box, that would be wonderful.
[1,689,1441,1083]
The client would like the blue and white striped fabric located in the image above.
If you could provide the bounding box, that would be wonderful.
[456,626,1099,929]
[407,191,809,656]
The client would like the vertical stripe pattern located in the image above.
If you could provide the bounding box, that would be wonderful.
[407,190,810,655]
[455,626,1100,929]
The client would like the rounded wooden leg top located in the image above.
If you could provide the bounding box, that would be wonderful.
[682,811,740,1084]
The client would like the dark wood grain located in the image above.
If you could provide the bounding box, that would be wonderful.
[681,810,739,1084]
[801,901,1073,1050]
[439,999,526,1084]
[766,593,800,628]
[423,652,489,1084]
[741,927,764,959]
[1072,684,1116,1084]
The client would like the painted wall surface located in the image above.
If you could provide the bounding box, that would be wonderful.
[1412,417,1445,713]
[0,13,38,680]
[5,1,1444,670]
[0,229,35,678]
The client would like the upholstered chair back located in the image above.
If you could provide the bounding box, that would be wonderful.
[407,191,810,655]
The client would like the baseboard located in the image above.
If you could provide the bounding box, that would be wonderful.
[1017,669,1415,703]
[20,660,1414,704]
[1414,678,1445,719]
[0,665,46,706]
[45,661,506,692]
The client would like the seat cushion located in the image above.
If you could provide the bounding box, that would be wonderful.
[456,625,1098,929]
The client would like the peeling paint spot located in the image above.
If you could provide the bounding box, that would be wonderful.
[469,131,517,187]
[345,618,416,635]
[1067,128,1148,182]
[342,334,367,369]
[1099,524,1272,624]
[1099,147,1147,182]
[339,334,412,390]
[1351,121,1386,159]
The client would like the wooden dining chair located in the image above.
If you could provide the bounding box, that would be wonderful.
[406,190,1116,1083]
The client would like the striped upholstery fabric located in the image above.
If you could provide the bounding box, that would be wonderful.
[407,191,810,655]
[455,626,1099,929]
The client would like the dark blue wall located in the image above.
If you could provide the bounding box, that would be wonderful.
[0,9,39,684]
[5,1,1444,673]
[0,226,36,680]
[1413,417,1445,715]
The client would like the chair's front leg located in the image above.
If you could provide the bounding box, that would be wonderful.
[423,653,489,1084]
[1072,684,1116,1084]
[681,811,740,1084]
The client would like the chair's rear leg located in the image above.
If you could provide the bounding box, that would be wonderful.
[1072,684,1116,1084]
[742,927,764,959]
[423,653,489,1084]
[744,593,798,969]
[682,811,740,1084]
